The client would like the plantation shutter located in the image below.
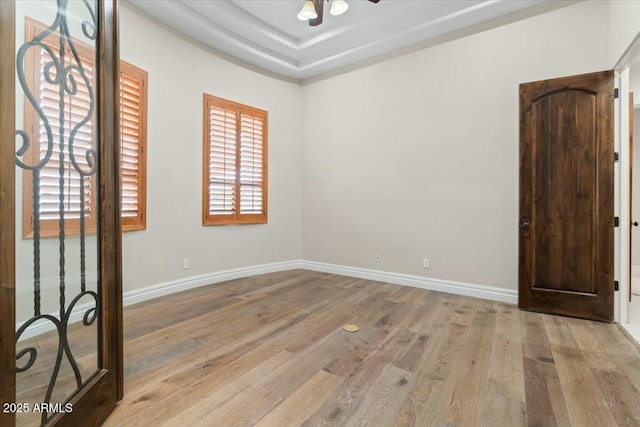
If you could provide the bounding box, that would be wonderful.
[239,111,265,214]
[36,41,96,224]
[208,104,237,216]
[23,18,147,237]
[203,94,267,225]
[119,62,147,229]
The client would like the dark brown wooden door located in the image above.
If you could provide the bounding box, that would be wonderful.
[519,70,615,321]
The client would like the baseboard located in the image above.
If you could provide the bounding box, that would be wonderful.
[18,300,97,341]
[16,272,99,340]
[122,260,303,307]
[17,260,303,340]
[301,260,517,305]
[17,258,517,339]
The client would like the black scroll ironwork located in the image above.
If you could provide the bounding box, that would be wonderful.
[14,1,99,425]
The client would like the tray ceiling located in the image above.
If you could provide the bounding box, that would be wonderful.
[128,0,550,82]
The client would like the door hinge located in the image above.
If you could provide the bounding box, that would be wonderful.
[614,217,620,227]
[615,281,619,291]
[615,152,620,162]
[615,88,620,98]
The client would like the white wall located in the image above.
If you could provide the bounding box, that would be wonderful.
[118,3,303,293]
[301,0,610,291]
[609,0,640,66]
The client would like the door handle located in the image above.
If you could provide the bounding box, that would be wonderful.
[520,219,530,230]
[633,221,639,227]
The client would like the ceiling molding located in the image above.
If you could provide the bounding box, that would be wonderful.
[301,0,582,85]
[126,0,572,83]
[120,1,303,85]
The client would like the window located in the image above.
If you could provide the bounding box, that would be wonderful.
[203,94,268,225]
[119,62,148,231]
[22,18,147,238]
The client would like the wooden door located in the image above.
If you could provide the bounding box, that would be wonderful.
[0,1,123,426]
[519,70,615,321]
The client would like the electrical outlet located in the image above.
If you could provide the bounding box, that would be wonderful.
[183,258,190,270]
[375,254,381,263]
[423,258,430,269]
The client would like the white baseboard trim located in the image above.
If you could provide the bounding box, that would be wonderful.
[17,260,303,340]
[18,300,96,341]
[16,272,99,340]
[632,265,640,276]
[122,260,303,307]
[301,260,518,305]
[17,259,517,339]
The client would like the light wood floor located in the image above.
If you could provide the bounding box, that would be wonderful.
[15,310,98,427]
[98,269,640,426]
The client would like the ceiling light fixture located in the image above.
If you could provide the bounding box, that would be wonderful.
[329,0,349,16]
[298,0,380,27]
[297,0,318,21]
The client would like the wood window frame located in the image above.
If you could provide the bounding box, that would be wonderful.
[119,61,147,232]
[202,94,268,225]
[22,17,147,238]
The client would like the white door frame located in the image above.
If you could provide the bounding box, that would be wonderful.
[616,31,640,324]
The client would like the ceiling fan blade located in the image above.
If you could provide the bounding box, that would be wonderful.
[309,0,323,26]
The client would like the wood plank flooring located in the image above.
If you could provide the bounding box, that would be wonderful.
[85,269,640,426]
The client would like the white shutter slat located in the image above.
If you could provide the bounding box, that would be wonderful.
[238,113,264,215]
[36,41,96,222]
[208,104,238,216]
